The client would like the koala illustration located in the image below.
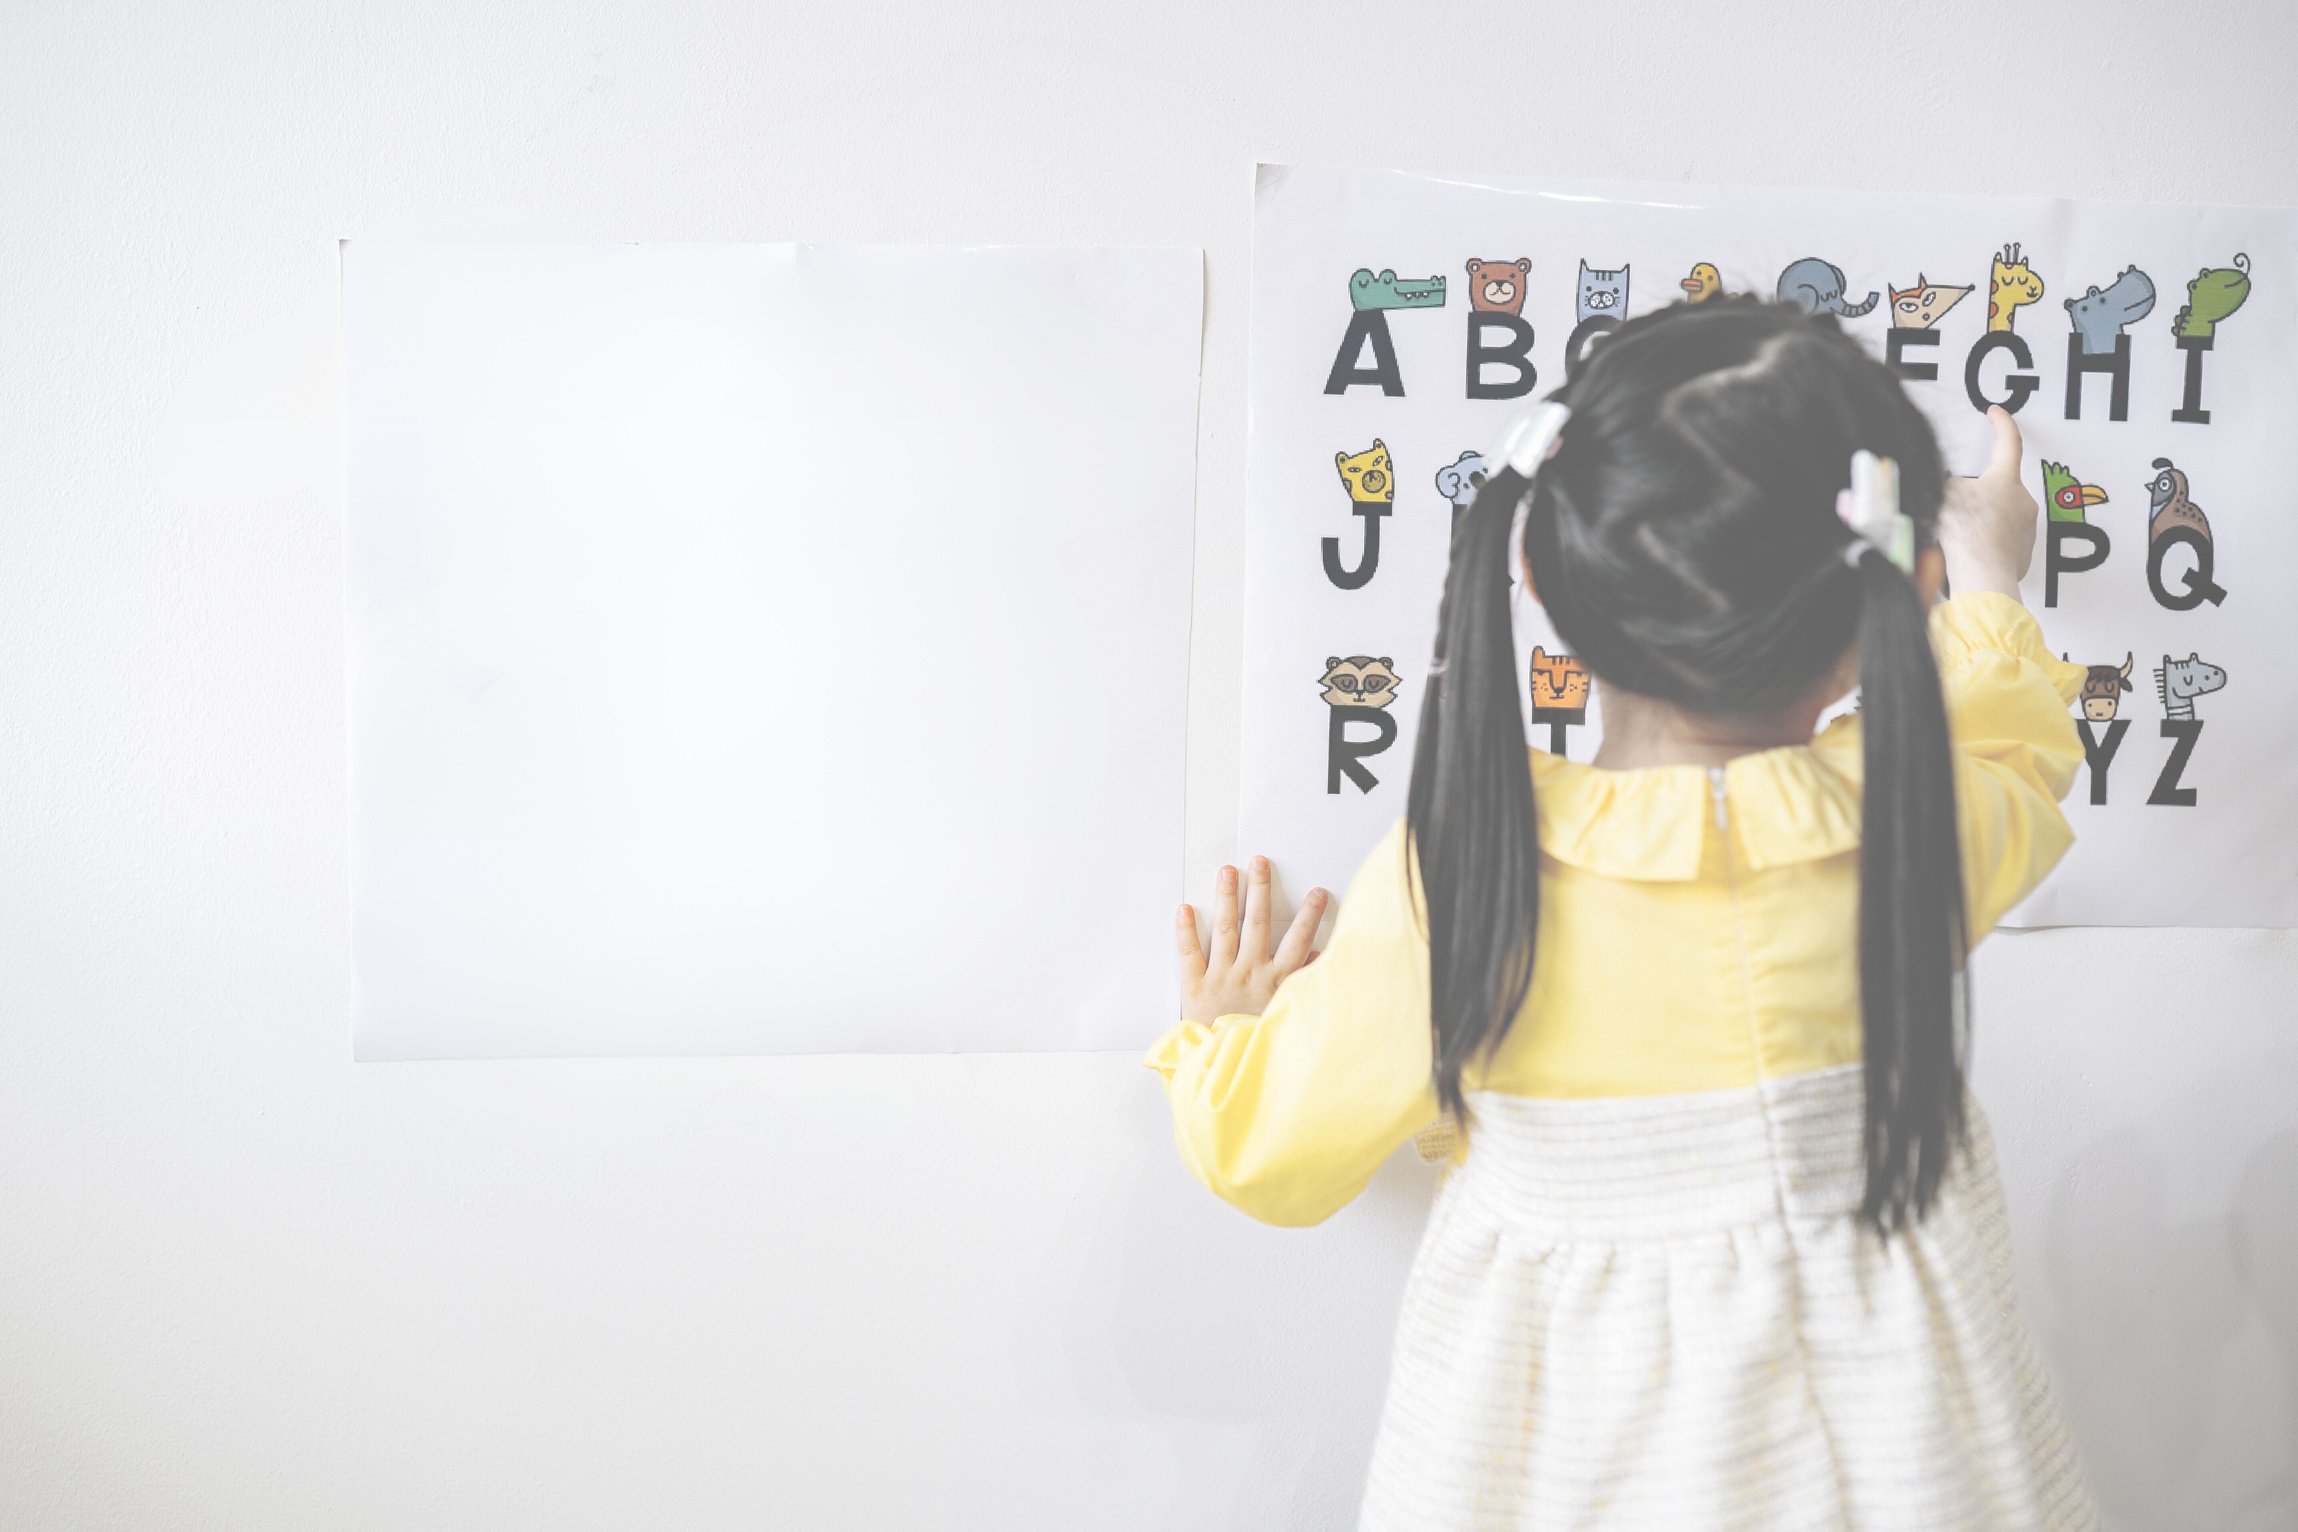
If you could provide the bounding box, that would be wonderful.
[1466,258,1532,316]
[1318,655,1402,710]
[1335,439,1395,504]
[1434,451,1489,514]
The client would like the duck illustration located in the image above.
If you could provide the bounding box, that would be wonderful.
[1679,262,1721,303]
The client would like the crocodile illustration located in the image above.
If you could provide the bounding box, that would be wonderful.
[2065,265,2155,355]
[1349,268,1447,311]
[2173,255,2252,339]
[1776,256,1878,318]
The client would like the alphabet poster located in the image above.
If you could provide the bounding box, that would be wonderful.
[345,242,1203,1057]
[1244,164,2298,928]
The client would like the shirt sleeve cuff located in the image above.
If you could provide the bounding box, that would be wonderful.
[1930,591,2088,706]
[1141,1015,1258,1078]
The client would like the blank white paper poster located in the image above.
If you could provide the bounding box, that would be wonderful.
[345,243,1203,1057]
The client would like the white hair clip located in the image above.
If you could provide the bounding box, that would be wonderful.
[1497,402,1572,588]
[1499,401,1573,476]
[1837,450,1914,574]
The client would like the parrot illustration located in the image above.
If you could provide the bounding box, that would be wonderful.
[2041,460,2108,524]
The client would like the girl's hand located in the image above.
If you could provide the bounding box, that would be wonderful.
[1175,857,1329,1024]
[1937,405,2037,601]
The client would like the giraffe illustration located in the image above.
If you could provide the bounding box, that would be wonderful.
[1987,243,2045,333]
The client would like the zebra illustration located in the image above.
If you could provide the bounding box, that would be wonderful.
[2155,652,2228,721]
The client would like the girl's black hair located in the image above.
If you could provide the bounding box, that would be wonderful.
[1406,298,1966,1235]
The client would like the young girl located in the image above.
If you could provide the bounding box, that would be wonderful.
[1147,300,2097,1528]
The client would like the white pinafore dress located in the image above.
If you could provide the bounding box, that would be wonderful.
[1358,1065,2099,1530]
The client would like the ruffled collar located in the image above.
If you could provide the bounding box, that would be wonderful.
[1528,716,1866,880]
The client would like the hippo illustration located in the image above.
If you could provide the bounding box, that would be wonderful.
[2065,265,2155,355]
[1434,450,1489,515]
[2174,254,2253,338]
[1776,256,1879,318]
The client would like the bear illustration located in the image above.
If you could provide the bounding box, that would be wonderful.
[1466,258,1532,316]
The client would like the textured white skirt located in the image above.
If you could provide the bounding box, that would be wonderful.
[1359,1065,2098,1530]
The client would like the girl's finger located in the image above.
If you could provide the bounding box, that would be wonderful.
[1982,404,2023,481]
[1174,902,1205,981]
[1209,864,1240,969]
[1272,886,1329,971]
[1241,856,1274,958]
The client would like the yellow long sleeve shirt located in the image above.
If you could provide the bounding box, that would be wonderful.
[1146,593,2088,1227]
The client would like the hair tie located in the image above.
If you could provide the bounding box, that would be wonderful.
[1836,450,1914,575]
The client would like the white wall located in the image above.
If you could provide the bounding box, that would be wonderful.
[4,0,2295,1525]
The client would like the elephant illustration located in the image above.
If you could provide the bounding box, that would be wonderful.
[1776,256,1879,318]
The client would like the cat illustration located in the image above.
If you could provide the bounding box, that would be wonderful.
[1888,275,1973,330]
[1576,260,1629,325]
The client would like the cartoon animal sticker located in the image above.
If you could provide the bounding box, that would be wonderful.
[1678,262,1721,303]
[1319,654,1403,709]
[1466,258,1531,315]
[2173,254,2252,338]
[1777,257,1878,318]
[2042,460,2108,523]
[2144,457,2209,545]
[2142,456,2229,610]
[1335,439,1396,504]
[1434,451,1488,516]
[1349,269,1446,312]
[1887,276,1972,330]
[1322,655,1404,794]
[2156,653,2227,720]
[1987,243,2045,332]
[1529,647,1590,717]
[1528,646,1591,754]
[2072,653,2135,722]
[1575,260,1629,323]
[2064,265,2155,354]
